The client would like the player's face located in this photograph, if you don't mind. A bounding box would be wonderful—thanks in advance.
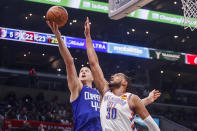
[79,67,93,82]
[109,73,126,89]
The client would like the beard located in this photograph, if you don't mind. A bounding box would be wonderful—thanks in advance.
[108,82,121,90]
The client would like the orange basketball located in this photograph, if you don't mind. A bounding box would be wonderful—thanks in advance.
[46,6,68,27]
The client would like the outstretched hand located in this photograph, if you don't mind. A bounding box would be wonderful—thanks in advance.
[84,17,91,37]
[148,89,161,103]
[46,21,61,37]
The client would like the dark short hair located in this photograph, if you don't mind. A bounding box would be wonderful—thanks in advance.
[123,74,131,89]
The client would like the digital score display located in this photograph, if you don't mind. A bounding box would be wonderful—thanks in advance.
[0,27,65,47]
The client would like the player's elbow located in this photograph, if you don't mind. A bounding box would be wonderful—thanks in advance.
[89,59,98,66]
[65,58,74,65]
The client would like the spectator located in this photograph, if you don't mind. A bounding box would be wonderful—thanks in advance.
[58,105,66,118]
[16,107,27,120]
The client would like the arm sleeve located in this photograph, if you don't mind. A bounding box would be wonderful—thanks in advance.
[144,115,160,131]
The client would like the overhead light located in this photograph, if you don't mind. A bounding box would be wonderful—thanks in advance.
[81,64,84,67]
[145,31,149,34]
[174,35,179,39]
[174,1,177,5]
[24,54,27,57]
[89,22,91,25]
[178,73,181,77]
[25,17,28,20]
[28,51,31,55]
[42,53,45,56]
[69,22,72,25]
[127,32,130,35]
[73,19,77,23]
[186,36,190,39]
[43,16,46,18]
[57,68,61,72]
[87,62,89,64]
[161,70,164,74]
[29,13,32,16]
[132,29,135,32]
[74,58,78,60]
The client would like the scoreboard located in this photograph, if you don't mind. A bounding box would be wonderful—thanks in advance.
[0,27,65,46]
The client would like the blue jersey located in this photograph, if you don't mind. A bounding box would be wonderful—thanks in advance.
[71,86,102,131]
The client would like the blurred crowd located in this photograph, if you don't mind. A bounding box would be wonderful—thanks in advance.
[0,89,196,131]
[0,92,73,130]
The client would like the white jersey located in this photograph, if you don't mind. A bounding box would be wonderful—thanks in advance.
[100,91,136,131]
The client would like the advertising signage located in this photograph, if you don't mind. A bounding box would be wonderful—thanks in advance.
[0,27,150,58]
[108,42,149,58]
[186,54,197,65]
[25,0,197,27]
[65,37,108,52]
[149,49,185,63]
[5,26,197,66]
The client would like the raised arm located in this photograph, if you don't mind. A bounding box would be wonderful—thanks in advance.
[84,17,109,96]
[141,89,161,106]
[130,95,160,131]
[47,21,82,102]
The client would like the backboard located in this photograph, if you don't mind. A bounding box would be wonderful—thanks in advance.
[109,0,153,20]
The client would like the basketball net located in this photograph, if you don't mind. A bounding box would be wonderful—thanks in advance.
[181,0,197,31]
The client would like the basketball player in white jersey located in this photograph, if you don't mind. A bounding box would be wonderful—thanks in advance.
[85,17,160,131]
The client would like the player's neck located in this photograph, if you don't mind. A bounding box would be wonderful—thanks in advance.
[83,81,92,88]
[112,87,126,96]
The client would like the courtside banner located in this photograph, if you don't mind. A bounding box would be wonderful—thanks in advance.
[3,119,72,131]
[108,42,149,58]
[186,54,197,65]
[25,0,197,27]
[66,36,108,52]
[149,49,185,63]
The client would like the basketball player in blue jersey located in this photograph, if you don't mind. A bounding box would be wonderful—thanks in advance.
[46,20,160,131]
[85,17,160,131]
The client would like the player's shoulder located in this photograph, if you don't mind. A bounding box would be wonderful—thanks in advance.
[128,94,141,109]
[129,94,141,103]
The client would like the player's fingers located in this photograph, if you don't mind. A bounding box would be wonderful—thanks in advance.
[154,93,161,97]
[154,94,160,98]
[49,21,55,31]
[87,17,90,26]
[155,90,160,93]
[153,90,160,94]
[52,22,56,29]
[46,21,52,29]
[155,92,161,95]
[154,97,159,100]
[87,17,89,22]
[154,95,161,99]
[151,89,155,93]
[54,23,58,31]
